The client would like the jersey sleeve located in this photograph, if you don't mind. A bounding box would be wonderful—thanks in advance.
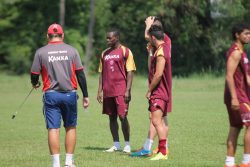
[98,52,104,73]
[74,49,84,70]
[31,50,41,74]
[125,49,136,72]
[98,59,102,73]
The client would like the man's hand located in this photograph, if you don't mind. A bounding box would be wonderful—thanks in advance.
[124,90,131,104]
[145,90,151,100]
[145,16,155,30]
[231,98,240,111]
[97,91,103,104]
[32,81,41,89]
[83,97,90,109]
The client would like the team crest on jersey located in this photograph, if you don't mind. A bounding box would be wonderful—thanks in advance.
[244,57,249,64]
[110,60,114,65]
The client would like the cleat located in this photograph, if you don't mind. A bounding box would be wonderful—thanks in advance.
[103,146,119,152]
[150,152,168,160]
[64,163,76,167]
[123,145,131,153]
[151,148,169,156]
[152,148,159,154]
[130,149,152,157]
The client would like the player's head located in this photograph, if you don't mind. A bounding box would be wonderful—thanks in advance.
[148,25,164,46]
[232,23,250,44]
[106,27,120,47]
[47,23,64,41]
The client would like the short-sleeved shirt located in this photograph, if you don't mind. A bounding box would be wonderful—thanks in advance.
[224,43,249,104]
[31,41,83,92]
[149,42,172,109]
[98,45,136,98]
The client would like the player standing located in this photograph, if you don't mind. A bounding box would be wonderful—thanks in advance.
[97,28,136,153]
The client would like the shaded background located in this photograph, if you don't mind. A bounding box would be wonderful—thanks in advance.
[0,0,250,76]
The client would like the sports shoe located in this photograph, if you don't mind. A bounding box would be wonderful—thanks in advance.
[123,145,131,153]
[103,146,119,152]
[64,164,76,167]
[152,147,159,154]
[224,165,238,167]
[239,163,250,167]
[150,152,168,160]
[130,148,152,157]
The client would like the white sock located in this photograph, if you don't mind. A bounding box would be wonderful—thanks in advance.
[143,138,153,151]
[51,154,60,167]
[225,156,235,166]
[242,154,250,164]
[125,141,130,147]
[114,141,120,149]
[65,153,73,166]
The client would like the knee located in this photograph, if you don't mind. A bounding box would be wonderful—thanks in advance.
[119,116,127,122]
[151,118,161,127]
[109,115,117,122]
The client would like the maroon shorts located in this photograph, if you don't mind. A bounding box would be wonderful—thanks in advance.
[226,102,250,127]
[148,98,168,117]
[103,96,129,117]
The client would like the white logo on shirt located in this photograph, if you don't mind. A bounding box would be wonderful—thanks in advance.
[244,57,249,64]
[48,55,69,62]
[104,55,120,61]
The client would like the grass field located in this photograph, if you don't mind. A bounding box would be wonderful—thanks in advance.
[0,73,246,167]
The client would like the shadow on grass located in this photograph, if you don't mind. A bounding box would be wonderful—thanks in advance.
[81,146,107,151]
[220,142,244,147]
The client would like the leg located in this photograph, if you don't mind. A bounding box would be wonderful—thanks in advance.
[109,114,119,142]
[151,110,166,141]
[148,112,157,140]
[65,127,76,154]
[244,126,250,153]
[64,127,76,166]
[150,109,168,160]
[227,126,241,156]
[119,116,130,141]
[48,128,60,154]
[119,116,131,153]
[48,128,60,167]
[240,126,250,165]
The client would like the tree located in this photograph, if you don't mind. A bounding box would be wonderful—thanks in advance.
[84,0,95,74]
[59,0,65,27]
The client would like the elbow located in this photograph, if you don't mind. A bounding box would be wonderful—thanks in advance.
[155,73,163,80]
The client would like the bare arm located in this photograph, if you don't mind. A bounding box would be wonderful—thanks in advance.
[125,71,134,103]
[97,73,103,103]
[147,43,153,71]
[146,56,166,99]
[226,50,241,110]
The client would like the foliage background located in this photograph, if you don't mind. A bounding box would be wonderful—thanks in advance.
[0,0,250,75]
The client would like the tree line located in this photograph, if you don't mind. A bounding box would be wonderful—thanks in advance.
[0,0,250,76]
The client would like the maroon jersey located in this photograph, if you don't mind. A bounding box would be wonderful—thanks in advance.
[149,42,172,112]
[224,43,249,104]
[99,45,136,98]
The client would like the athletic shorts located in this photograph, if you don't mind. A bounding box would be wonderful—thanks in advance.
[43,91,77,129]
[226,102,250,128]
[103,96,129,117]
[148,98,168,117]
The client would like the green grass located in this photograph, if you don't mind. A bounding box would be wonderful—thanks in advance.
[0,73,245,166]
